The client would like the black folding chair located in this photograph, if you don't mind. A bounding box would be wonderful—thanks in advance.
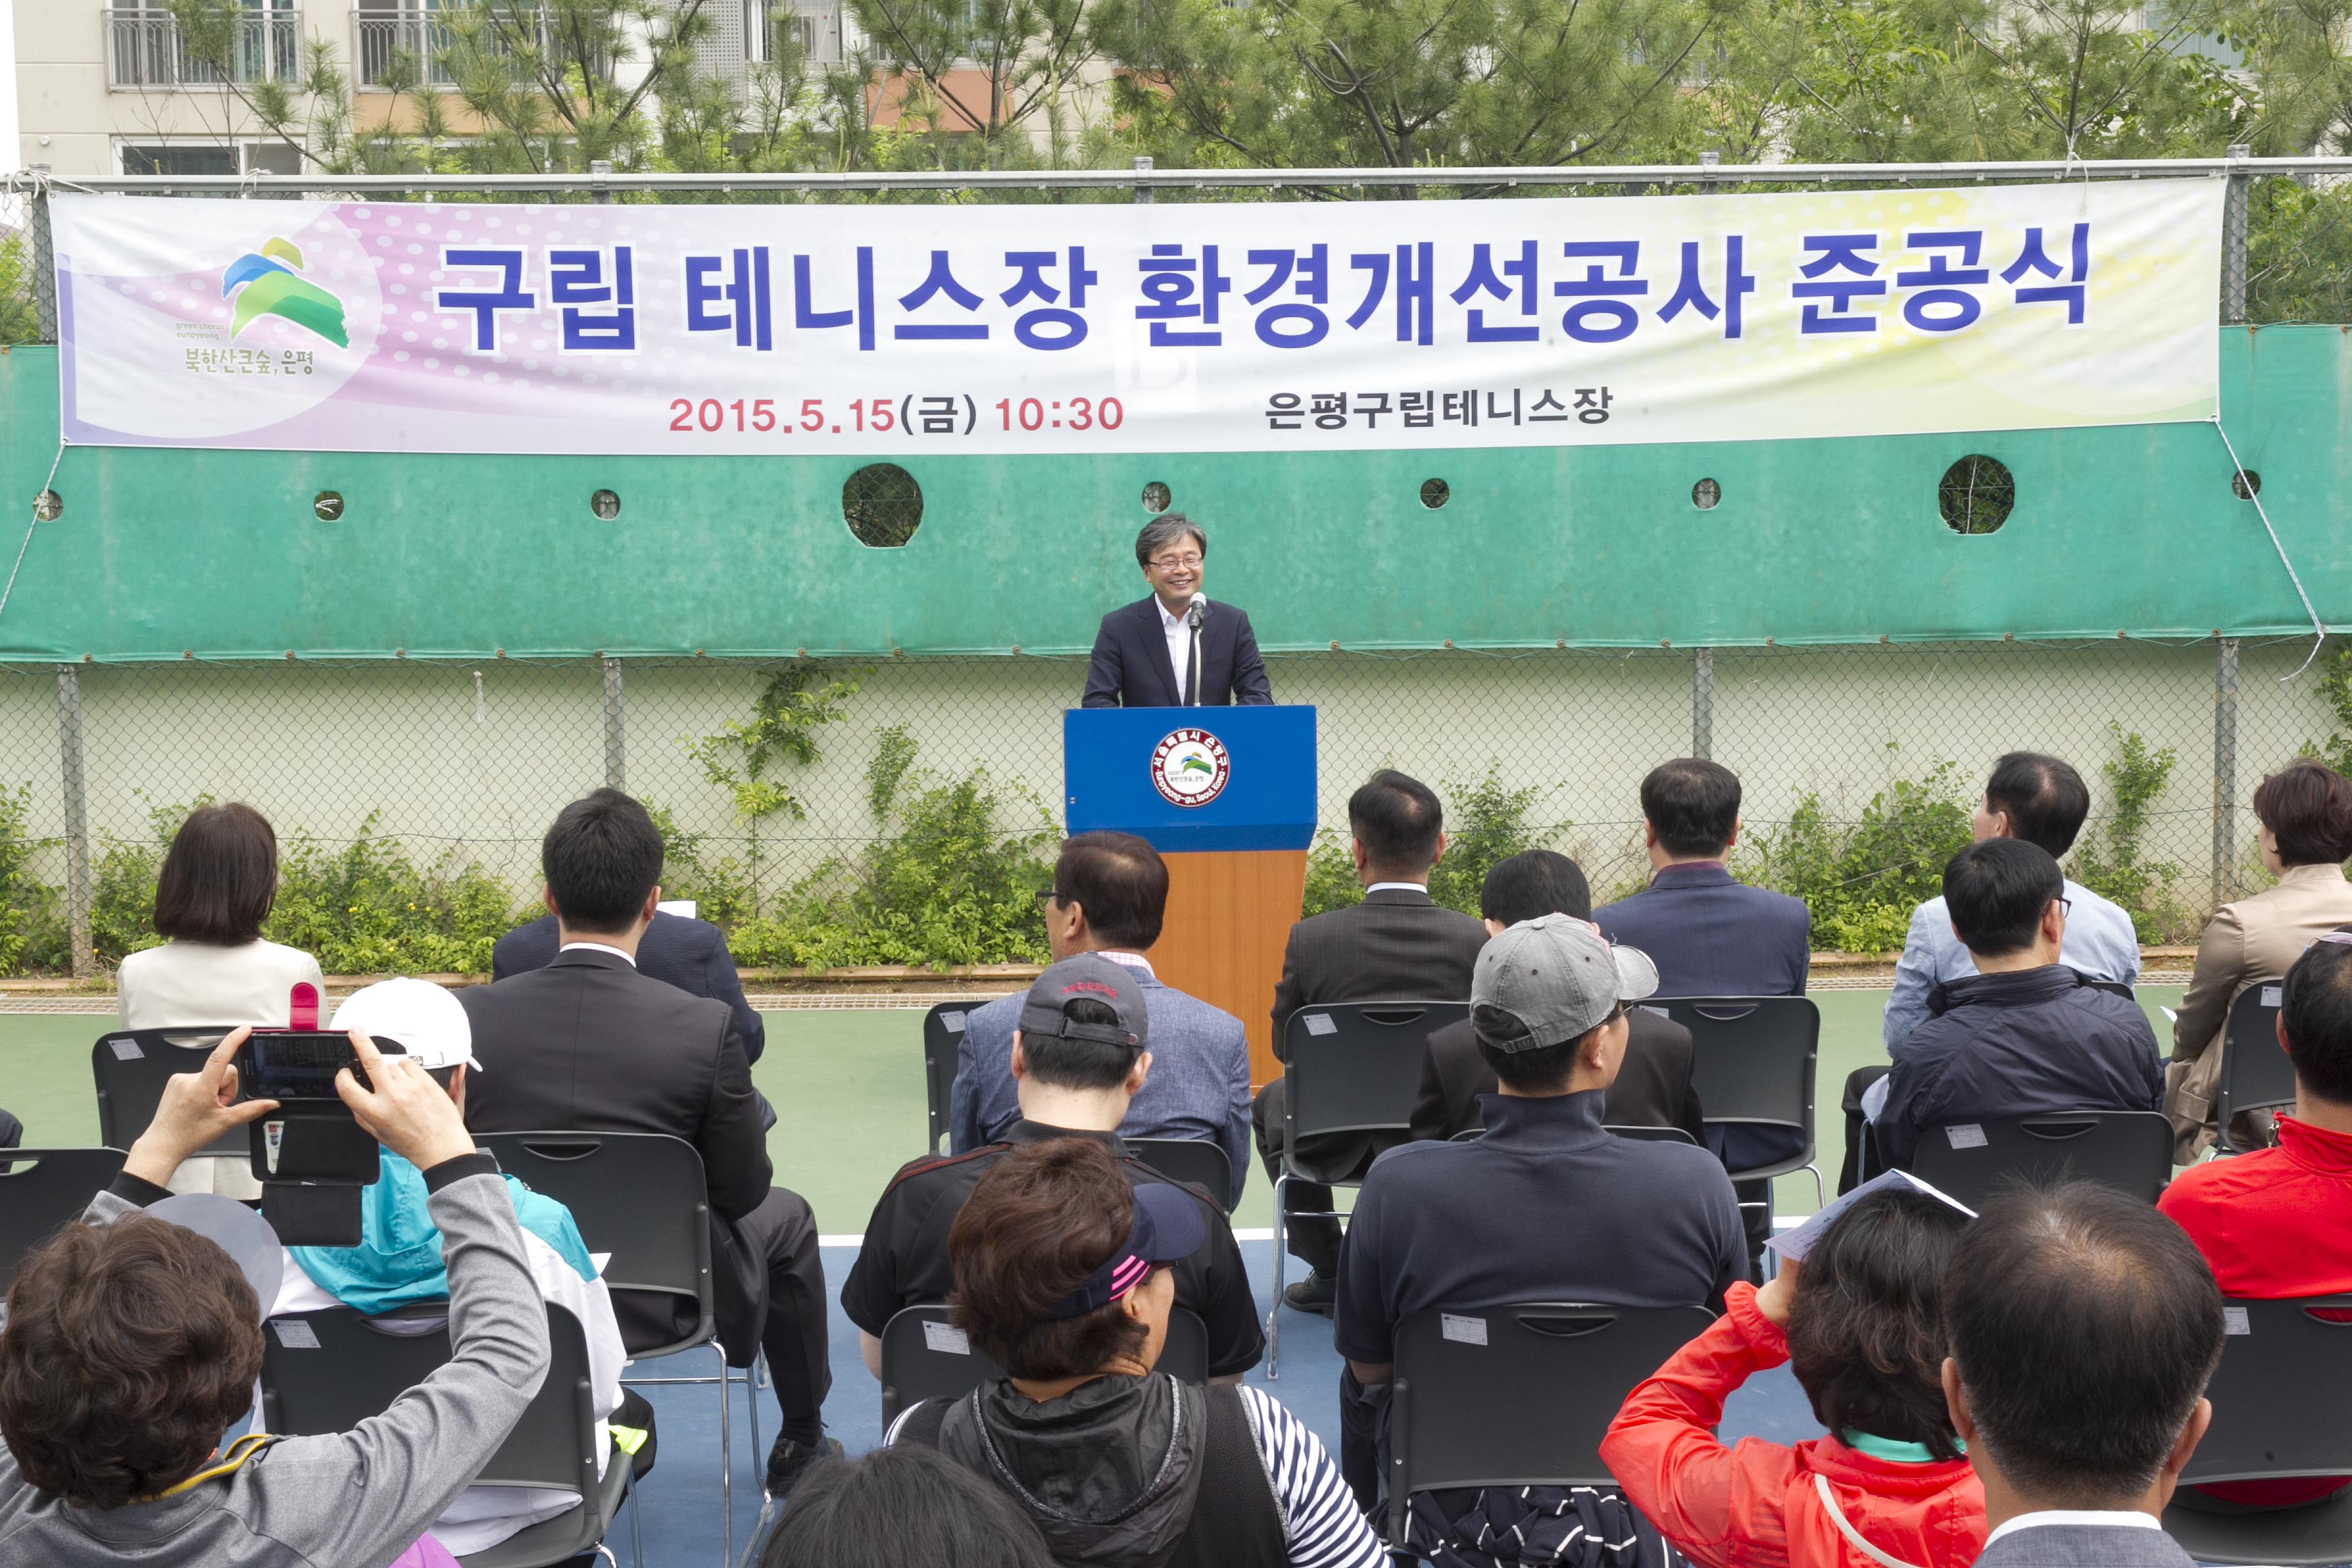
[261,1301,635,1568]
[2164,1294,2352,1565]
[0,1147,128,1287]
[1271,1000,1468,1376]
[921,1003,972,1156]
[1388,1302,1716,1548]
[1127,1138,1237,1213]
[92,1026,242,1161]
[1656,997,1824,1219]
[1910,1111,2174,1209]
[878,1302,1213,1424]
[2216,981,2293,1154]
[2084,978,2138,1000]
[472,1131,749,1567]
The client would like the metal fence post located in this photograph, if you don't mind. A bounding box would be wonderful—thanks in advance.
[28,163,58,343]
[2212,637,2239,910]
[1133,155,1153,204]
[57,663,92,979]
[2223,143,2250,325]
[590,158,612,205]
[1692,648,1714,760]
[603,657,626,791]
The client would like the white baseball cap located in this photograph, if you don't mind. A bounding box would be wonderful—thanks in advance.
[329,977,480,1072]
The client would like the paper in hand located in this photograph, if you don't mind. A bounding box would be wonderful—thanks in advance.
[1765,1170,1977,1264]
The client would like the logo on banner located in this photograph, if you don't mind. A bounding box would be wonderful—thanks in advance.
[1150,729,1231,808]
[222,236,350,347]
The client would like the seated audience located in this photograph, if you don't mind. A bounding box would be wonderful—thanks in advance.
[1412,849,1703,1144]
[1943,1182,2224,1568]
[1882,752,2141,1050]
[1255,769,1488,1315]
[845,954,1262,1380]
[0,1029,550,1564]
[1602,1187,1983,1568]
[264,981,647,1555]
[1338,916,1745,1564]
[115,801,324,1198]
[1872,838,2162,1173]
[493,795,767,1066]
[2160,925,2352,1508]
[951,832,1252,1208]
[756,1444,1056,1568]
[2169,758,2352,1158]
[888,1136,1384,1568]
[1596,758,1810,1255]
[461,790,835,1496]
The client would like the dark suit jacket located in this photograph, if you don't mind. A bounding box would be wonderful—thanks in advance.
[1973,1524,2195,1568]
[1410,1010,1706,1144]
[1080,596,1273,708]
[458,947,771,1223]
[1271,887,1488,1175]
[1594,862,1812,999]
[493,910,765,1065]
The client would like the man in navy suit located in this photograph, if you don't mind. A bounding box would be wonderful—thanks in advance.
[1081,514,1273,708]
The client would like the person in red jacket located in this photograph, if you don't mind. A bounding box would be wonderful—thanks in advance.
[1601,1188,1985,1568]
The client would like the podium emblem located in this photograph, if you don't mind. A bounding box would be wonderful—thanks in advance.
[1150,728,1232,808]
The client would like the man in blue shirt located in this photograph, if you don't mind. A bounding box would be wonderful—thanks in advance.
[950,831,1252,1208]
[1335,915,1745,1537]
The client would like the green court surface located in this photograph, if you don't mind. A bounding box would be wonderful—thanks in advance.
[3,985,2184,1233]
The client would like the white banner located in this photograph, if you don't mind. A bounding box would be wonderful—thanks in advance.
[52,181,2221,455]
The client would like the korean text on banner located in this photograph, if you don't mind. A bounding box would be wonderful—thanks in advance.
[51,181,2221,457]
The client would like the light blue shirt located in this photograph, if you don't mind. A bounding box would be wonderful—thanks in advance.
[1881,878,2142,1051]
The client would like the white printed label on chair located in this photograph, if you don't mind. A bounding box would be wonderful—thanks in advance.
[108,1038,142,1060]
[1638,1005,1670,1019]
[273,1320,320,1350]
[1303,1013,1338,1036]
[923,1321,972,1355]
[1441,1313,1488,1346]
[1944,1124,1988,1150]
[2262,986,2283,1008]
[2224,1306,2251,1335]
[942,1011,968,1033]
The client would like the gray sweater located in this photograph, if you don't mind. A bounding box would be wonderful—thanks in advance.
[0,1161,550,1568]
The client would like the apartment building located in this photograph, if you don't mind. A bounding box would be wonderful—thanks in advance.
[13,0,848,177]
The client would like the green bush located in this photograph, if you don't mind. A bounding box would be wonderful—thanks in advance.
[0,785,68,974]
[2070,725,2185,943]
[726,731,1055,970]
[92,798,525,974]
[1744,756,1977,954]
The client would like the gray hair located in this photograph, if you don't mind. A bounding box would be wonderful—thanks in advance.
[1134,514,1207,569]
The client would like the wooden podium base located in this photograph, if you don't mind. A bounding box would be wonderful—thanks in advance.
[1146,849,1306,1090]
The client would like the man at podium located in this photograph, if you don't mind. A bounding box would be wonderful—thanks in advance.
[1081,516,1273,708]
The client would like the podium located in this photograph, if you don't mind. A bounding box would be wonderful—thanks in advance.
[1065,706,1316,1088]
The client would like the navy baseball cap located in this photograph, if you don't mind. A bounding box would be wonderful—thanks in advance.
[1043,1182,1206,1321]
[1018,953,1149,1053]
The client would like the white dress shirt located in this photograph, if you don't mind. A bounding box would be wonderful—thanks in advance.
[1983,1510,2164,1546]
[558,939,637,965]
[1156,592,1205,702]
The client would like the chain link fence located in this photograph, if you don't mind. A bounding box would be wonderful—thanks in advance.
[0,635,2337,979]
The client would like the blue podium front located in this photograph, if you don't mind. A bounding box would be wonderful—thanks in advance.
[1063,705,1318,1086]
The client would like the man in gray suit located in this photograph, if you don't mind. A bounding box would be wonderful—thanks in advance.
[1253,770,1488,1314]
[1945,1183,2224,1568]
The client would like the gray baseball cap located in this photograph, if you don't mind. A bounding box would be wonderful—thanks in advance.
[1018,953,1149,1052]
[1470,914,1660,1052]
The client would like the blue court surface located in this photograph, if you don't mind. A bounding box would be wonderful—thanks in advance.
[614,1238,1821,1565]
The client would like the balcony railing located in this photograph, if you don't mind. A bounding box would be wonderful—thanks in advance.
[352,8,551,90]
[108,6,304,90]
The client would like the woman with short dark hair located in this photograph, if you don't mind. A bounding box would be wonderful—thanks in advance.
[2169,757,2352,1157]
[115,803,322,1194]
[1601,1188,1985,1568]
[887,1138,1382,1568]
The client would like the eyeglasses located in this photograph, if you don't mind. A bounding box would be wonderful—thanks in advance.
[1036,889,1067,906]
[2055,897,2073,918]
[1148,553,1204,571]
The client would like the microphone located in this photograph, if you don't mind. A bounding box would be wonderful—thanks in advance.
[1184,600,1204,705]
[1186,601,1204,630]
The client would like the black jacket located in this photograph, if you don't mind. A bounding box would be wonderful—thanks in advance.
[492,911,765,1065]
[1875,965,2164,1172]
[1081,596,1273,708]
[1410,1010,1706,1145]
[842,1121,1264,1379]
[458,947,771,1221]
